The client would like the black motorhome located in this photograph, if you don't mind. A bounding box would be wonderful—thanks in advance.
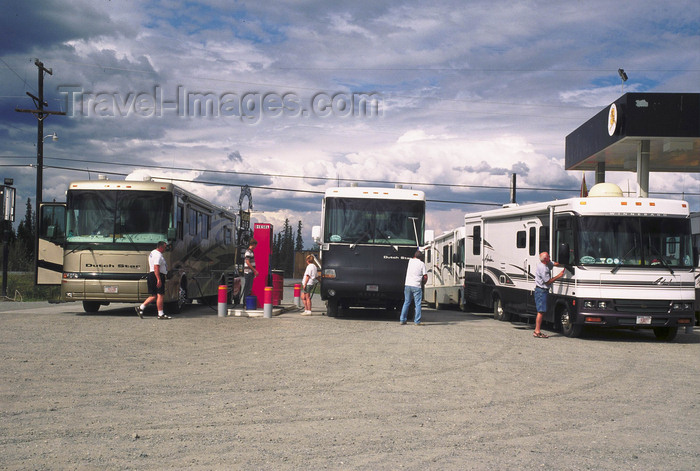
[313,187,425,317]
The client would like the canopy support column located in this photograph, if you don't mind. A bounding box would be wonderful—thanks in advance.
[636,140,650,198]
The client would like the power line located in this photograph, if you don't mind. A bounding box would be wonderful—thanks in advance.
[3,159,698,197]
[0,57,36,95]
[28,155,589,194]
[40,164,505,206]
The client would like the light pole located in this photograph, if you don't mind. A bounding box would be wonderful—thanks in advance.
[618,68,628,94]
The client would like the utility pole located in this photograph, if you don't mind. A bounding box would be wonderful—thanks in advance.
[15,59,66,284]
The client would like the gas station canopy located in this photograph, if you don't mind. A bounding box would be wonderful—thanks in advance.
[565,93,700,173]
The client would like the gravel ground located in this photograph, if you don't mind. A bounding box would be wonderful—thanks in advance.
[1,294,699,470]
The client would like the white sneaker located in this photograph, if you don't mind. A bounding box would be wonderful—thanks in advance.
[301,310,312,316]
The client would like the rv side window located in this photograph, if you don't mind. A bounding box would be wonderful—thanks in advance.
[443,244,451,265]
[456,238,465,266]
[200,213,210,239]
[555,217,575,264]
[539,226,549,254]
[177,204,184,240]
[516,230,526,249]
[426,248,431,264]
[224,227,232,245]
[40,204,66,241]
[472,226,481,255]
[188,207,197,236]
[529,227,537,256]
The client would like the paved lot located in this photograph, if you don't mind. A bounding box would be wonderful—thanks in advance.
[1,294,699,470]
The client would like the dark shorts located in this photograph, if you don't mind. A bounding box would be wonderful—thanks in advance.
[534,287,548,313]
[147,272,165,296]
[303,283,315,294]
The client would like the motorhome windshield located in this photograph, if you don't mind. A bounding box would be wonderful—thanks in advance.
[324,197,425,246]
[577,216,693,268]
[66,190,172,245]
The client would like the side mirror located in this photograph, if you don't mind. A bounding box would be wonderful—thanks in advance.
[46,225,56,239]
[167,226,177,241]
[311,225,321,244]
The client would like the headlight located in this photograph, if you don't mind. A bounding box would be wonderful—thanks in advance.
[672,302,693,311]
[597,301,608,309]
[584,301,595,309]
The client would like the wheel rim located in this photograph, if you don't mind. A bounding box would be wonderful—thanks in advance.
[177,286,186,309]
[495,299,503,318]
[560,309,572,330]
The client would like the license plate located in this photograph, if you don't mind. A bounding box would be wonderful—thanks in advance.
[636,316,652,325]
[104,286,118,294]
[366,285,379,292]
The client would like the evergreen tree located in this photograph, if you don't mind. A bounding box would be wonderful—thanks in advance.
[270,219,300,276]
[13,198,34,271]
[281,219,293,276]
[295,220,303,252]
[272,233,281,269]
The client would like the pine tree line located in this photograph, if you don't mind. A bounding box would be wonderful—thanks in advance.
[270,219,304,277]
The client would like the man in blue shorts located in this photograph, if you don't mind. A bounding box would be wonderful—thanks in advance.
[533,251,564,338]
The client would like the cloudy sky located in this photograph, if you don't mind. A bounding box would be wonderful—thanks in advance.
[2,0,699,244]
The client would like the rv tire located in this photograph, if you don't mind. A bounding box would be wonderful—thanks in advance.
[558,305,582,338]
[82,301,101,313]
[493,296,504,321]
[653,326,678,342]
[327,298,339,317]
[493,296,511,322]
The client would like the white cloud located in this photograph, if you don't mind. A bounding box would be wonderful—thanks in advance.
[1,0,699,234]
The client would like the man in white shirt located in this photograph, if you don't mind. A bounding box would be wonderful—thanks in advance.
[400,250,428,325]
[301,255,318,315]
[135,241,170,319]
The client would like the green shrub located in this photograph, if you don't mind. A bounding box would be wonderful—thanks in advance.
[1,272,61,302]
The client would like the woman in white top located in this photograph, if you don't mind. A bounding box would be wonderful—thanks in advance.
[301,255,318,315]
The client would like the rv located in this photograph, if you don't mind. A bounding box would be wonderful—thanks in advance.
[424,226,466,310]
[463,183,695,340]
[39,178,240,313]
[313,187,425,317]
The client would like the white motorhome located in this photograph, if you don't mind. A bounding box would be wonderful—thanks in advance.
[424,226,466,310]
[463,183,695,340]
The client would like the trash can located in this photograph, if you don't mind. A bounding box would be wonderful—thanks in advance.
[245,295,257,310]
[271,270,284,306]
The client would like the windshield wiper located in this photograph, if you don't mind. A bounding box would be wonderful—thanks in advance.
[349,231,370,250]
[66,242,95,255]
[648,245,674,275]
[611,245,638,274]
[375,227,399,252]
